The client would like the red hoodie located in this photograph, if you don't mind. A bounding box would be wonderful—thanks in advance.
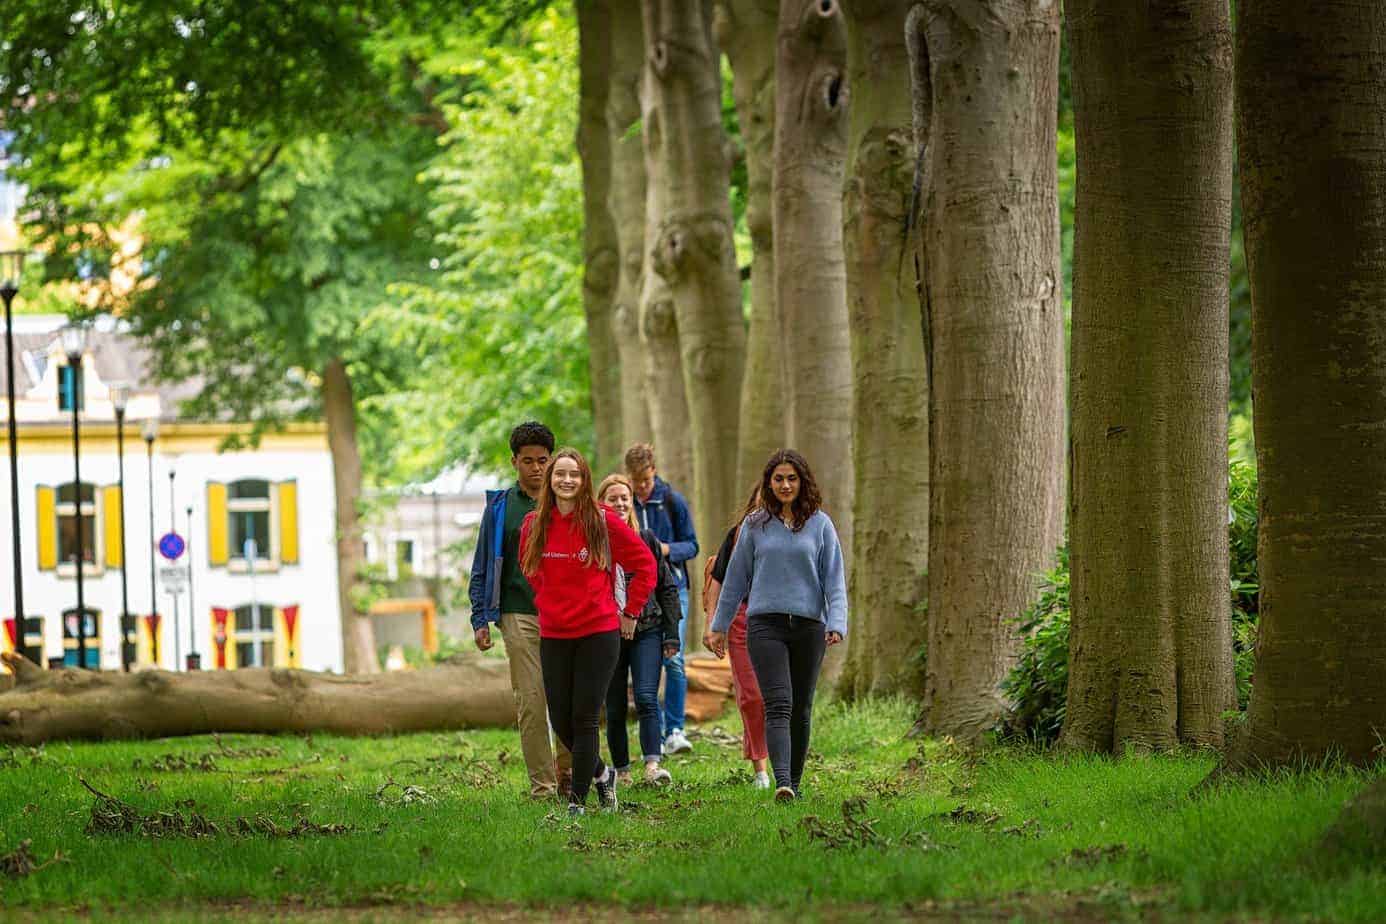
[520,506,656,639]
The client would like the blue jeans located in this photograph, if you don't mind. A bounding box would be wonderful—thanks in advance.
[661,587,689,737]
[605,626,664,769]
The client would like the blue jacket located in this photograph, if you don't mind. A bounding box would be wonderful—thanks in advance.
[633,476,698,588]
[468,489,511,631]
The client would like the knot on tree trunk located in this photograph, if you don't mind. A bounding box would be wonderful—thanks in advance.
[653,216,733,282]
[583,245,620,297]
[642,295,677,339]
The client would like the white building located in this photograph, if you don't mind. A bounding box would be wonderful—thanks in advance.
[0,315,344,672]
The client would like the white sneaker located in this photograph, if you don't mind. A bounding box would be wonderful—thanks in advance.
[753,771,771,790]
[645,765,672,786]
[664,730,693,754]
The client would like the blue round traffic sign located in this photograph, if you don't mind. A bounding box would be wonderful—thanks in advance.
[158,532,186,561]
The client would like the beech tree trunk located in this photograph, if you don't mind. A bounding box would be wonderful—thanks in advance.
[1231,0,1386,767]
[0,652,515,744]
[642,0,748,649]
[715,0,784,491]
[1061,0,1235,754]
[637,31,695,502]
[608,0,654,447]
[576,0,623,470]
[773,0,854,546]
[323,357,379,675]
[839,0,929,699]
[911,0,1065,742]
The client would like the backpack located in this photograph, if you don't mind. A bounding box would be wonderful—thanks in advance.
[701,522,743,617]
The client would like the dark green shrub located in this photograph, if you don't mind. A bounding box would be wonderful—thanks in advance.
[998,547,1070,744]
[999,442,1260,743]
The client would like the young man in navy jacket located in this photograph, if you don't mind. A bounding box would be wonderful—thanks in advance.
[470,421,571,797]
[625,442,699,754]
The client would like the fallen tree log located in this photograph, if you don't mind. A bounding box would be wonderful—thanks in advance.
[0,652,517,745]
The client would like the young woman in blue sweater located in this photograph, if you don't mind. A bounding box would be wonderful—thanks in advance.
[706,449,848,801]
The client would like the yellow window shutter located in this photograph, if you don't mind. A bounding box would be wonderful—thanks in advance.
[274,605,302,668]
[206,482,228,566]
[278,481,299,565]
[36,486,57,570]
[103,485,123,568]
[273,607,287,668]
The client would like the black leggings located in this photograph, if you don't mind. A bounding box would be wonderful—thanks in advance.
[540,629,622,804]
[746,614,827,792]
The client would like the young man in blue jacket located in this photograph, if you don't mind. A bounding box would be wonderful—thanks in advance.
[625,442,699,754]
[470,421,571,798]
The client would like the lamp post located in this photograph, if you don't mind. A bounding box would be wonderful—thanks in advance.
[111,384,131,670]
[168,466,180,669]
[184,503,199,670]
[1,249,27,661]
[141,418,159,667]
[60,322,89,668]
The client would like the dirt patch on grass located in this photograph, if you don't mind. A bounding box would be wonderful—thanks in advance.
[0,889,1182,923]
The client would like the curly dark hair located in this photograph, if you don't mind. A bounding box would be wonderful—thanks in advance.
[509,421,555,457]
[756,449,822,532]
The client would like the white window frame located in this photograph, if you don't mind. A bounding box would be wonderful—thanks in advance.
[233,603,276,668]
[56,481,103,578]
[227,479,279,574]
[389,533,419,580]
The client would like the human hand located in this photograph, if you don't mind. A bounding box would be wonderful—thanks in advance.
[620,614,638,640]
[661,542,671,557]
[705,631,727,659]
[474,626,493,651]
[662,641,680,659]
[826,631,843,647]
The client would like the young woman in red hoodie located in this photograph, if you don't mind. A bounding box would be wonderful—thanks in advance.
[520,448,656,815]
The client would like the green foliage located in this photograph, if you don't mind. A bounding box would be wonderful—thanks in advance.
[1,701,1383,920]
[1002,439,1262,741]
[365,10,593,475]
[999,547,1071,745]
[1229,421,1260,708]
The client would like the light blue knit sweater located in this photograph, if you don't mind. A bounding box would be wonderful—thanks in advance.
[709,509,849,637]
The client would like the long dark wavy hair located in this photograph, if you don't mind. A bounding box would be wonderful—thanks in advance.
[521,448,611,575]
[729,481,762,531]
[756,449,822,532]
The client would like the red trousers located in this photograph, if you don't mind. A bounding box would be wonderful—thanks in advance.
[727,607,768,761]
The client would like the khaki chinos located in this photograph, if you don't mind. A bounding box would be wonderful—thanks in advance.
[499,611,571,796]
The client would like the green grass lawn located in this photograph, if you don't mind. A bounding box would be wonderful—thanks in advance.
[0,697,1382,922]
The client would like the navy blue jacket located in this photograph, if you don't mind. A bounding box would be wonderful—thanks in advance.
[633,476,698,588]
[468,488,510,631]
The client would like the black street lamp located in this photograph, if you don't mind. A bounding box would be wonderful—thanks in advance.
[111,384,131,670]
[184,503,199,671]
[141,418,159,667]
[168,466,180,669]
[1,249,28,661]
[60,322,89,668]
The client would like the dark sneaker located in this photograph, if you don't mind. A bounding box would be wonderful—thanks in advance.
[774,785,796,803]
[594,768,618,812]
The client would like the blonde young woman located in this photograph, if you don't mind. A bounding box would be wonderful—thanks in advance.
[520,449,656,815]
[597,474,682,786]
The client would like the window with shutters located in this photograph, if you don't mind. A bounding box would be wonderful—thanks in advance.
[234,603,276,668]
[210,479,298,572]
[57,364,85,412]
[228,479,273,566]
[56,482,101,574]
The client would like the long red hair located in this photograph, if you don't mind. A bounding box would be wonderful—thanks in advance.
[521,448,611,575]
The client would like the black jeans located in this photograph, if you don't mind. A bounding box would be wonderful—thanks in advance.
[540,629,622,804]
[746,614,827,792]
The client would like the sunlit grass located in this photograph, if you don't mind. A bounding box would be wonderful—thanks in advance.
[0,696,1381,921]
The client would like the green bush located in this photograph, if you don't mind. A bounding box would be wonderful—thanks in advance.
[1000,442,1260,744]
